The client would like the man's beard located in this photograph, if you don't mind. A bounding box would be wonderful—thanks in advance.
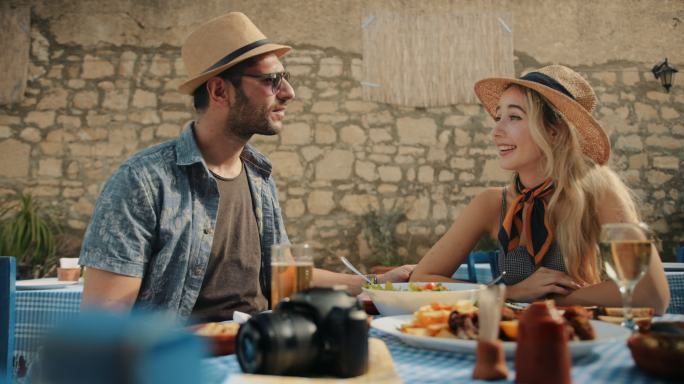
[225,87,281,140]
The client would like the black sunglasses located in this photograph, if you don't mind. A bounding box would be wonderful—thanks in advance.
[238,71,291,94]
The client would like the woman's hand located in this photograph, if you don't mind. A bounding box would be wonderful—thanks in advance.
[507,267,583,302]
[378,264,416,283]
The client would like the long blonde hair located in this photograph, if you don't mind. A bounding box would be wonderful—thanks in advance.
[515,85,639,285]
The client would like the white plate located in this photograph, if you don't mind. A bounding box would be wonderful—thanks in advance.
[371,315,630,358]
[362,282,482,316]
[16,277,81,290]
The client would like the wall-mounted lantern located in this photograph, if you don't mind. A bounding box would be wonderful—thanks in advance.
[652,58,678,92]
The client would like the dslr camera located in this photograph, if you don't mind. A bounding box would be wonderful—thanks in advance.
[236,287,369,377]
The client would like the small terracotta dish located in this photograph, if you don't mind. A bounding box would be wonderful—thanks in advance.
[192,321,240,356]
[627,321,684,379]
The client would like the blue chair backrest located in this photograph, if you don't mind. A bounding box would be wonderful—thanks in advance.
[676,246,684,263]
[466,251,499,283]
[1,256,16,384]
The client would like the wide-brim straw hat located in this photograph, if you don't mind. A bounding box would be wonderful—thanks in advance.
[179,12,291,95]
[474,65,610,165]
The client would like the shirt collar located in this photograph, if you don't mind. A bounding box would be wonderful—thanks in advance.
[175,121,272,178]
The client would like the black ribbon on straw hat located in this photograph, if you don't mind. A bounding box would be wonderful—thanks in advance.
[519,72,574,100]
[203,39,271,73]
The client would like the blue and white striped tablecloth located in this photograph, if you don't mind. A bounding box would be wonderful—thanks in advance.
[14,283,82,376]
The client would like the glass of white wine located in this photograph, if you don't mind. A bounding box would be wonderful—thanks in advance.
[599,222,654,330]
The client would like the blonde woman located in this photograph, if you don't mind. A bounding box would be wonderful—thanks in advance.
[411,65,670,314]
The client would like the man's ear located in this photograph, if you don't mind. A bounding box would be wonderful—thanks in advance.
[206,77,234,108]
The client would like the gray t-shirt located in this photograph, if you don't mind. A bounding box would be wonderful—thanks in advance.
[191,165,267,321]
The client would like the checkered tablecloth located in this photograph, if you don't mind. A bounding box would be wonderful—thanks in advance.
[202,315,683,384]
[13,283,83,377]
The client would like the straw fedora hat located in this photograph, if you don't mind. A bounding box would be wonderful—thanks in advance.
[474,65,610,165]
[179,12,291,95]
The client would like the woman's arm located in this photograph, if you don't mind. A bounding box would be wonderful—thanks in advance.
[410,188,502,282]
[554,189,670,314]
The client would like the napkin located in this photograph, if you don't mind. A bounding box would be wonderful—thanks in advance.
[225,338,400,384]
[233,311,252,324]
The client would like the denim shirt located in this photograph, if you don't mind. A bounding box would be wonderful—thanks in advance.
[79,123,289,319]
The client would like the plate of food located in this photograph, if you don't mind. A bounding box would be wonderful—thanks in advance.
[362,282,482,316]
[371,302,630,358]
[191,321,241,356]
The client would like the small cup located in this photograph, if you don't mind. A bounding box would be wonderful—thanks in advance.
[270,243,314,308]
[57,267,81,281]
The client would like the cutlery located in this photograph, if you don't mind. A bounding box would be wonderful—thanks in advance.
[486,270,506,286]
[339,256,373,284]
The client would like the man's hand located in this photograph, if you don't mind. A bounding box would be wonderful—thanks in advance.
[506,267,582,302]
[378,264,416,283]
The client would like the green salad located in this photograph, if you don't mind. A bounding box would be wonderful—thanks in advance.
[363,282,449,291]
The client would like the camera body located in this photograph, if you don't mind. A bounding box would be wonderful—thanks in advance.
[236,287,369,377]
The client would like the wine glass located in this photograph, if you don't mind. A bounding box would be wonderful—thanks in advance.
[599,222,654,330]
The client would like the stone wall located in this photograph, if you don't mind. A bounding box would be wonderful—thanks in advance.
[1,0,683,270]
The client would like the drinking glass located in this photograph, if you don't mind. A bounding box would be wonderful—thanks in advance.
[270,243,314,308]
[599,222,654,330]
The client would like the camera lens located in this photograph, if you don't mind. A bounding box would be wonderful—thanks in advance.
[237,311,318,375]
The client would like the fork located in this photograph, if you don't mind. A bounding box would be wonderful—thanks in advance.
[486,270,507,286]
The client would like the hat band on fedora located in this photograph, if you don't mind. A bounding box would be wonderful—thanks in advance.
[519,72,575,100]
[203,38,272,74]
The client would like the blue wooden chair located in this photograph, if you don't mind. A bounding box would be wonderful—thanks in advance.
[466,250,499,283]
[676,246,684,263]
[1,256,17,383]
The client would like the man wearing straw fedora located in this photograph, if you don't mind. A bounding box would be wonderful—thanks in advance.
[79,12,413,320]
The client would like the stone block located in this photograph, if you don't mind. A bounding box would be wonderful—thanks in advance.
[37,88,69,109]
[149,56,172,77]
[396,117,436,145]
[270,151,304,178]
[130,110,161,125]
[438,170,455,181]
[315,150,353,180]
[315,123,336,144]
[285,198,305,218]
[615,135,643,150]
[444,115,471,127]
[628,153,647,169]
[318,57,343,77]
[406,196,430,220]
[661,106,680,120]
[156,123,180,138]
[73,91,99,110]
[38,158,63,177]
[344,101,377,113]
[482,159,510,182]
[307,190,335,215]
[19,127,41,142]
[653,156,679,169]
[82,55,115,79]
[377,165,402,182]
[25,111,56,128]
[621,71,640,86]
[355,160,377,181]
[132,90,157,108]
[646,170,672,184]
[282,122,312,145]
[369,128,392,143]
[0,139,30,177]
[311,101,337,113]
[417,166,434,183]
[340,124,366,144]
[102,89,130,111]
[340,194,378,215]
[362,111,393,126]
[0,126,10,139]
[453,127,472,146]
[634,102,658,121]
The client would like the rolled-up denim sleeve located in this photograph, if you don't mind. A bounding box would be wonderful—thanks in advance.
[79,163,157,277]
[269,176,289,245]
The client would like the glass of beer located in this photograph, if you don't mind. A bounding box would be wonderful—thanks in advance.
[599,222,654,331]
[271,243,314,308]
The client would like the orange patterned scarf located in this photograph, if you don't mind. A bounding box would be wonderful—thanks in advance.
[498,176,555,264]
